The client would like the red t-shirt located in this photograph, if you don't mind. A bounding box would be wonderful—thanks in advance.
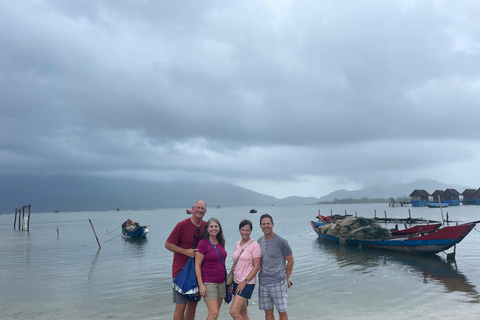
[166,218,207,278]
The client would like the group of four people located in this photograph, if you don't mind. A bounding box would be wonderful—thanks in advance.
[165,200,294,320]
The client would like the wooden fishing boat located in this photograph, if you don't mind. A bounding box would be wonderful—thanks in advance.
[310,220,476,254]
[316,214,441,237]
[427,202,449,208]
[390,223,441,236]
[121,219,149,239]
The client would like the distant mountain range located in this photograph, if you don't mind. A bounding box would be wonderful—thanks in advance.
[316,178,473,202]
[0,174,473,213]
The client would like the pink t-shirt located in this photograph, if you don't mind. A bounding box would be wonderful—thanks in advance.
[232,239,261,284]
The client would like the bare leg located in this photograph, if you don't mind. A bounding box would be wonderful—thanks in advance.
[230,295,248,320]
[264,308,275,320]
[279,311,288,320]
[184,301,198,320]
[205,298,222,320]
[240,301,249,320]
[174,303,186,320]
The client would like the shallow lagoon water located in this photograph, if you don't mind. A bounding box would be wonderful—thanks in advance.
[1,204,480,319]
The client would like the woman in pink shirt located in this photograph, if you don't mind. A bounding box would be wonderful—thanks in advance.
[229,220,261,320]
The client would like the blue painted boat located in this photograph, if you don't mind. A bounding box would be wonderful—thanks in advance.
[121,219,149,239]
[310,220,476,254]
[426,202,449,208]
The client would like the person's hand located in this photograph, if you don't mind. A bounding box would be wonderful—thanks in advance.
[199,284,208,297]
[235,281,246,295]
[287,280,293,289]
[185,248,197,258]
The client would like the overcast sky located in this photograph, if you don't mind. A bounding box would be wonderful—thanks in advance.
[1,1,479,199]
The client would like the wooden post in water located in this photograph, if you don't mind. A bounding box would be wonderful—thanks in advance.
[384,210,387,219]
[14,208,17,229]
[89,219,101,250]
[27,205,31,232]
[330,209,333,216]
[18,207,22,230]
[408,209,411,219]
[23,206,26,230]
[345,209,347,216]
[374,209,376,218]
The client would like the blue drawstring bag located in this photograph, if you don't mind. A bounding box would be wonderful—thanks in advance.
[173,257,200,301]
[172,227,201,301]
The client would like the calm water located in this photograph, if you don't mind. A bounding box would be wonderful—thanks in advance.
[1,204,480,320]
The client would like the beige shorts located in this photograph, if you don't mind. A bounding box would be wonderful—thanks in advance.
[204,282,226,301]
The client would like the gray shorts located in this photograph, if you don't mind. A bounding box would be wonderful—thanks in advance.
[203,282,226,301]
[172,279,200,304]
[258,280,288,313]
[173,286,189,305]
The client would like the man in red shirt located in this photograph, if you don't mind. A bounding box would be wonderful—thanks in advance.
[165,200,207,320]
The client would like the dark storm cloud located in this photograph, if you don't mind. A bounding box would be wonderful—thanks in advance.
[1,0,479,197]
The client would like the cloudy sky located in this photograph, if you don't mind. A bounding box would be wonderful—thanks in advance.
[1,1,479,199]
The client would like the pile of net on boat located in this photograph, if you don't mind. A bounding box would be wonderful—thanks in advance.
[319,217,392,240]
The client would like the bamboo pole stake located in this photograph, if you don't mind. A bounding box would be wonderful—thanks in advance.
[438,195,445,225]
[14,208,17,229]
[89,219,101,250]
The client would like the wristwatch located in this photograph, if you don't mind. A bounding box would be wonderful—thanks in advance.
[244,278,249,283]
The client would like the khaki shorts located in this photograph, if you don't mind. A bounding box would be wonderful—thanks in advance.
[204,282,226,301]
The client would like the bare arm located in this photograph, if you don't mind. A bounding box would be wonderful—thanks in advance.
[194,252,207,297]
[248,257,261,281]
[285,254,294,288]
[165,241,197,258]
[235,256,261,294]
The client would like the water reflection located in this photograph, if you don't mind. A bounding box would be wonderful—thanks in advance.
[88,250,101,282]
[122,237,148,259]
[383,253,479,301]
[315,238,480,301]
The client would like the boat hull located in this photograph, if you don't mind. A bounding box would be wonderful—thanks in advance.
[310,221,474,254]
[122,226,148,239]
[121,219,149,239]
[390,223,441,236]
[427,203,449,208]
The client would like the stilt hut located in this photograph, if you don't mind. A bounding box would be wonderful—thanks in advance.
[443,188,461,206]
[409,189,430,207]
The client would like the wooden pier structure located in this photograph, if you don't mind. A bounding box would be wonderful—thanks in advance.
[13,204,31,232]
